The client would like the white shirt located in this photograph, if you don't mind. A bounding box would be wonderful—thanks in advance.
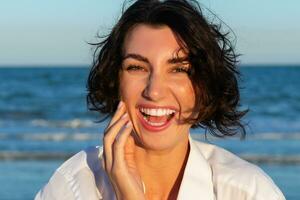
[35,137,286,200]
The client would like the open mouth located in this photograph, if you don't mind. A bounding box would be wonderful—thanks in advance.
[138,107,176,131]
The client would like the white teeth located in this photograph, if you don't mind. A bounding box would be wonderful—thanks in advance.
[140,108,176,116]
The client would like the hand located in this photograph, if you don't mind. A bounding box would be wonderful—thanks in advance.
[103,101,145,200]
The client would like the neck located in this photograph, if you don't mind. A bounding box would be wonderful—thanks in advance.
[135,137,190,199]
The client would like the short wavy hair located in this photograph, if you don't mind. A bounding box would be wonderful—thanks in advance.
[87,0,248,138]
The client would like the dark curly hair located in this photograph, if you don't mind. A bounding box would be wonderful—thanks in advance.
[87,0,248,138]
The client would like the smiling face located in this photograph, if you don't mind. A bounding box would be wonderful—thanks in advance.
[119,24,196,151]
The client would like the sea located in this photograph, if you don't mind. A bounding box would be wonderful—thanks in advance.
[0,65,299,200]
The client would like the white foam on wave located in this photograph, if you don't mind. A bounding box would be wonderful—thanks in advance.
[0,132,102,141]
[240,153,300,164]
[24,132,101,141]
[250,132,300,140]
[31,119,95,128]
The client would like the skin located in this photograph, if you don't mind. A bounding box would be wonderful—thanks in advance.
[103,24,196,200]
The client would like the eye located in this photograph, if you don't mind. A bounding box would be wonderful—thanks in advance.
[172,66,191,74]
[125,65,146,72]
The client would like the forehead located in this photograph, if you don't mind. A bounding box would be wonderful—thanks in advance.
[123,24,187,57]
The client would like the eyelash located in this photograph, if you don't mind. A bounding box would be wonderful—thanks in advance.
[125,65,145,71]
[124,65,191,75]
[172,66,191,74]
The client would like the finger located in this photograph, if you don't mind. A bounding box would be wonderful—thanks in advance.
[103,113,129,173]
[106,101,126,130]
[124,134,136,169]
[112,121,133,171]
[104,113,129,172]
[103,101,126,171]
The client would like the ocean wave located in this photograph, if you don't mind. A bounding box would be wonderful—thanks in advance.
[0,110,45,119]
[0,132,101,141]
[240,154,300,165]
[1,132,300,142]
[23,132,100,141]
[249,132,300,140]
[1,151,299,164]
[31,119,96,128]
[190,132,300,140]
[0,151,73,160]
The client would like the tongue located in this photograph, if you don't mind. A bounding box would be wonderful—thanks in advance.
[148,115,169,123]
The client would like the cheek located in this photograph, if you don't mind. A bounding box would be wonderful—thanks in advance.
[119,76,143,103]
[119,83,131,102]
[174,82,196,109]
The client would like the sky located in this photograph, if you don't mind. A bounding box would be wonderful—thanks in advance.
[0,0,300,66]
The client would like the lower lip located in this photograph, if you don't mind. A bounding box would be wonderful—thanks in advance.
[137,110,174,132]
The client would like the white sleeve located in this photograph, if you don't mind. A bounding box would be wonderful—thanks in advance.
[34,170,75,200]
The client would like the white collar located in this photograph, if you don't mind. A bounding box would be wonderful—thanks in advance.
[97,136,215,199]
[177,136,215,200]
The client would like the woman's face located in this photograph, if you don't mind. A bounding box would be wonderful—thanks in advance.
[120,24,196,151]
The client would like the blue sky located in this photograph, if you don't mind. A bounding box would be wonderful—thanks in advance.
[1,0,299,66]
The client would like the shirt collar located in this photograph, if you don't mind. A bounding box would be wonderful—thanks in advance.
[177,136,215,200]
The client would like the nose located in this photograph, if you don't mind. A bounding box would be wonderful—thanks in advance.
[142,72,167,101]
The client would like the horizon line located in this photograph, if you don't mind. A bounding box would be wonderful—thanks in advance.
[1,63,300,68]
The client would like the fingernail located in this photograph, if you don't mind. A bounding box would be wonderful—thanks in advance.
[117,101,123,109]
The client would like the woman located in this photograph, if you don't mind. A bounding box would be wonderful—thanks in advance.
[35,0,285,199]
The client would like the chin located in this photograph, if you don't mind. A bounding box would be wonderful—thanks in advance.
[132,126,188,151]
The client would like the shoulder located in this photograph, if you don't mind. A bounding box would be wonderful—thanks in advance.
[35,146,105,200]
[192,140,285,200]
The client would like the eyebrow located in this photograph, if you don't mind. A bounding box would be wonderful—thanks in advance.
[123,53,189,64]
[123,54,149,63]
[167,56,189,64]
